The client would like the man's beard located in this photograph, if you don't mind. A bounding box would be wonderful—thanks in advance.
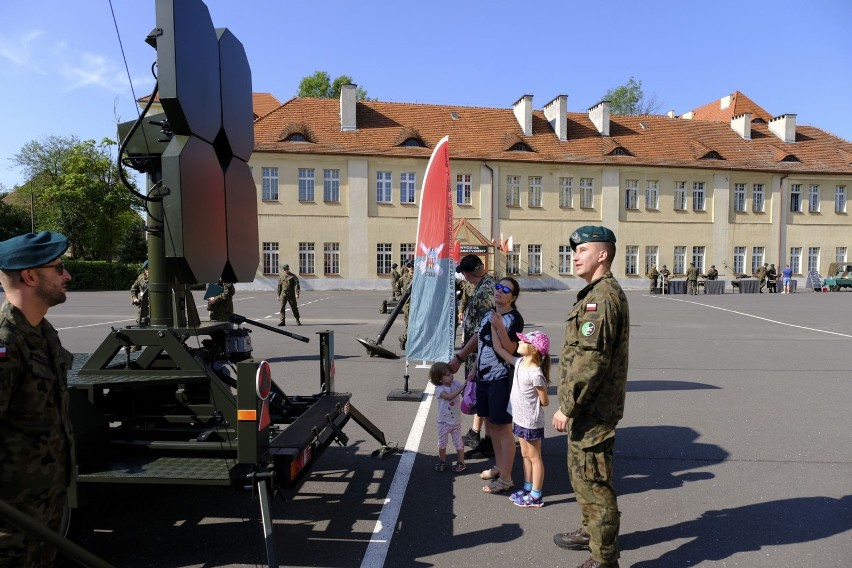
[35,280,66,307]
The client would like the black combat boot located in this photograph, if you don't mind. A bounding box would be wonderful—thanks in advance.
[554,528,590,550]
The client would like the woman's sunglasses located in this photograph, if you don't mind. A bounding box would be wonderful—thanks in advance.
[494,283,513,294]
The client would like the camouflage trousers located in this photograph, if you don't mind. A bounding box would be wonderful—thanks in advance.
[0,488,66,567]
[279,296,300,323]
[568,431,620,564]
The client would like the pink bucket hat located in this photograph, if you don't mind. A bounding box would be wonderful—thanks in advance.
[516,330,549,356]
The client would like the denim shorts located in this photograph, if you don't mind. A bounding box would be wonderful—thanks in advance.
[476,377,512,425]
[513,423,545,441]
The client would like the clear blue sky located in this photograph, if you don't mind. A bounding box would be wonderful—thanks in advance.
[1,0,850,190]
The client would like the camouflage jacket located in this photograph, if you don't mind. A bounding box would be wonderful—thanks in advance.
[277,273,300,299]
[558,272,629,439]
[462,274,495,344]
[208,282,235,321]
[130,271,148,303]
[0,300,74,502]
[686,266,699,281]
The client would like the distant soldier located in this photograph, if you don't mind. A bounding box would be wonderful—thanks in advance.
[767,264,778,293]
[390,263,401,299]
[756,262,768,293]
[647,265,659,292]
[659,265,671,293]
[686,262,699,295]
[130,260,149,326]
[706,265,719,280]
[207,279,235,322]
[398,261,414,349]
[0,231,74,567]
[277,264,301,326]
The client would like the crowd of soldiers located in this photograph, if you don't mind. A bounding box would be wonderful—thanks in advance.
[647,261,780,294]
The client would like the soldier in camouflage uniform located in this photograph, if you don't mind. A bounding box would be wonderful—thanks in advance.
[207,279,235,322]
[130,260,149,325]
[397,261,414,349]
[448,254,495,456]
[277,264,301,326]
[0,231,75,567]
[686,262,700,295]
[756,262,768,292]
[646,265,659,292]
[552,226,629,568]
[390,263,401,300]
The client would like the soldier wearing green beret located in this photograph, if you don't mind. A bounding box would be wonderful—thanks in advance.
[552,226,629,568]
[0,231,75,566]
[207,279,235,322]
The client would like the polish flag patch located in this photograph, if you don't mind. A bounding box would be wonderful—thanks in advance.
[0,346,7,360]
[586,303,597,311]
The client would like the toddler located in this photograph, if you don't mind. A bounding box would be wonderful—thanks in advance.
[429,362,467,473]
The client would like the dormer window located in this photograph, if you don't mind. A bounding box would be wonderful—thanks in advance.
[701,150,724,160]
[781,154,801,163]
[609,147,632,157]
[285,133,307,142]
[508,142,533,152]
[400,137,426,148]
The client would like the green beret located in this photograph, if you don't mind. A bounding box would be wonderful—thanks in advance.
[0,231,69,270]
[569,225,616,251]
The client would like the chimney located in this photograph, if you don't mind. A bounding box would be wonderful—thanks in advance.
[340,83,357,132]
[588,101,610,136]
[768,114,797,143]
[731,112,752,140]
[720,94,732,110]
[682,111,694,120]
[544,95,568,141]
[667,110,676,118]
[513,94,533,136]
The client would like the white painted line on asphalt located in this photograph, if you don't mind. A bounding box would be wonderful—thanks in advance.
[651,295,852,339]
[263,296,334,319]
[360,380,435,568]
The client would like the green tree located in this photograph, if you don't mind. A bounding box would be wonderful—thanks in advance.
[604,77,663,115]
[0,193,31,240]
[11,136,142,261]
[297,70,371,100]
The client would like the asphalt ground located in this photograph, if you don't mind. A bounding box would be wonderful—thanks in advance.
[5,286,851,567]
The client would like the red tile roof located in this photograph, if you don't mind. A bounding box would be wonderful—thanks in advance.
[253,97,852,175]
[686,91,772,123]
[137,92,281,120]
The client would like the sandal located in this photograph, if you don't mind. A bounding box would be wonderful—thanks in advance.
[482,478,513,494]
[451,462,466,473]
[435,461,446,472]
[480,466,500,480]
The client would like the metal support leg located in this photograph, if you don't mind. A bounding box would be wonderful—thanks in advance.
[256,476,278,568]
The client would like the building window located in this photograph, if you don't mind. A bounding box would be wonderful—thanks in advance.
[506,175,520,207]
[262,242,279,274]
[674,181,687,210]
[753,184,765,213]
[645,180,659,210]
[644,246,658,275]
[558,245,573,274]
[506,245,520,275]
[692,246,705,273]
[323,169,340,203]
[580,178,594,208]
[376,243,392,274]
[324,242,340,275]
[625,179,638,210]
[673,246,686,274]
[790,247,802,274]
[733,246,746,274]
[836,247,847,263]
[297,168,315,202]
[734,183,746,212]
[692,182,705,211]
[376,171,392,203]
[528,176,543,207]
[807,247,820,273]
[625,245,638,275]
[808,184,820,213]
[262,167,279,201]
[400,172,416,204]
[400,243,415,266]
[835,185,847,213]
[560,177,574,208]
[790,184,802,212]
[298,242,315,274]
[751,247,765,274]
[527,244,541,275]
[456,174,472,205]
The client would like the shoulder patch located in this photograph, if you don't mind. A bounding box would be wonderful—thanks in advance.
[580,322,596,337]
[0,345,7,360]
[586,303,597,311]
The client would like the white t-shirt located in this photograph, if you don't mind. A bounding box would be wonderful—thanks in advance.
[435,381,463,425]
[508,357,547,430]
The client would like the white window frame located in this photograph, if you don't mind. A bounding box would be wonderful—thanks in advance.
[734,183,746,212]
[506,175,520,207]
[323,169,340,203]
[400,172,416,204]
[376,171,392,203]
[674,181,687,210]
[298,242,315,274]
[692,246,705,274]
[790,247,802,274]
[692,182,706,211]
[835,185,847,213]
[751,247,765,273]
[580,178,594,208]
[527,244,542,274]
[836,247,847,263]
[323,242,340,275]
[262,167,279,201]
[456,174,472,205]
[808,184,820,213]
[400,243,415,266]
[262,241,279,274]
[625,179,639,210]
[298,168,315,202]
[625,245,639,275]
[558,245,573,274]
[733,246,746,274]
[673,246,686,274]
[752,183,765,213]
[807,247,820,273]
[644,246,658,275]
[376,243,392,274]
[645,180,659,210]
[528,176,543,207]
[506,245,520,275]
[790,184,802,212]
[560,177,574,208]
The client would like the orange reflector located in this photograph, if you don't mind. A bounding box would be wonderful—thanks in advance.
[238,409,257,421]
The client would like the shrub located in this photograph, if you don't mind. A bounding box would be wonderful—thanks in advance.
[65,260,143,291]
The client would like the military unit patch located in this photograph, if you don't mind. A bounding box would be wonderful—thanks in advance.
[581,322,596,336]
[0,345,7,360]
